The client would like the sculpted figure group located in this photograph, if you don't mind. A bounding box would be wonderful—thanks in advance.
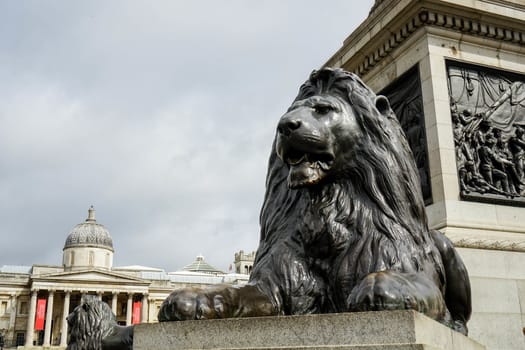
[453,106,525,198]
[67,68,472,350]
[448,65,525,202]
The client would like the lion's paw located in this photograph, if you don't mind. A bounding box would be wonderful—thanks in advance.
[347,271,415,312]
[347,270,444,316]
[158,288,226,321]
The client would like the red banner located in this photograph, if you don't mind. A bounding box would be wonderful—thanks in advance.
[35,298,47,330]
[132,301,142,324]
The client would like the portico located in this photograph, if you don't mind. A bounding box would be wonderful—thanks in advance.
[15,207,152,348]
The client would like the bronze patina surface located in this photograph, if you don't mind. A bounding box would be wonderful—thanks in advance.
[158,68,472,336]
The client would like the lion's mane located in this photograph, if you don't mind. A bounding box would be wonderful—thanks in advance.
[67,295,116,350]
[253,68,445,313]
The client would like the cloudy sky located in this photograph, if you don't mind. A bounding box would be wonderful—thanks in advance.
[0,1,374,272]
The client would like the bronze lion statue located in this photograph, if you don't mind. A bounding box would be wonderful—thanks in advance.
[67,295,133,350]
[159,68,472,335]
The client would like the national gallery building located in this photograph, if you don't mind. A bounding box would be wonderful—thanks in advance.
[0,207,254,348]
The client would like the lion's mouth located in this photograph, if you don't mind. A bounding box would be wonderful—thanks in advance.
[285,150,333,168]
[283,150,335,189]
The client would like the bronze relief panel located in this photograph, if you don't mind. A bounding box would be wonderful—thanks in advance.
[447,61,525,206]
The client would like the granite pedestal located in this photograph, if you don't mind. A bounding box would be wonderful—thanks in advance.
[133,311,485,350]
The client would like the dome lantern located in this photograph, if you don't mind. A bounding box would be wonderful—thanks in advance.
[86,205,96,222]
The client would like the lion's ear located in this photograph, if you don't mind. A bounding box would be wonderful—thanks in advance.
[375,95,391,116]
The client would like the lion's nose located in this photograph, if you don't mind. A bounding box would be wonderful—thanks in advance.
[278,118,302,136]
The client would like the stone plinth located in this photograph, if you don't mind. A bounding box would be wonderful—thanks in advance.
[133,311,485,350]
[324,1,525,349]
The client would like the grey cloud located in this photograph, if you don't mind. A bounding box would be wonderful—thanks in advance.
[0,0,374,271]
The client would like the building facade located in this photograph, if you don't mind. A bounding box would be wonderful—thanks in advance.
[0,207,252,348]
[234,250,256,275]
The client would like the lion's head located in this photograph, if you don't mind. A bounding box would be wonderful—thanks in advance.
[66,295,116,350]
[276,68,416,191]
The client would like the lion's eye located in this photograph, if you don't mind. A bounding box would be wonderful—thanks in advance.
[313,105,333,115]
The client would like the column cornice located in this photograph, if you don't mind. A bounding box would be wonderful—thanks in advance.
[326,3,525,77]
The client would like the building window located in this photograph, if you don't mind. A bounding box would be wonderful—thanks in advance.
[16,332,25,346]
[155,305,161,321]
[19,301,28,315]
[89,251,94,266]
[70,251,75,266]
[105,253,110,267]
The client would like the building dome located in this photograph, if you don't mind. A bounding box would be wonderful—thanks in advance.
[64,206,114,251]
[182,255,224,275]
[63,207,114,270]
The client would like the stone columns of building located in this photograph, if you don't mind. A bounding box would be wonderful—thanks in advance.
[97,291,103,301]
[141,293,149,323]
[126,293,133,325]
[60,290,71,347]
[111,291,118,316]
[25,289,38,347]
[43,290,55,346]
[7,293,17,346]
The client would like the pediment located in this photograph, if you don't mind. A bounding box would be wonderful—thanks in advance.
[35,269,146,284]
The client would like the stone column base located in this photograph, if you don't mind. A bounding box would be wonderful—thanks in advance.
[134,310,485,350]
